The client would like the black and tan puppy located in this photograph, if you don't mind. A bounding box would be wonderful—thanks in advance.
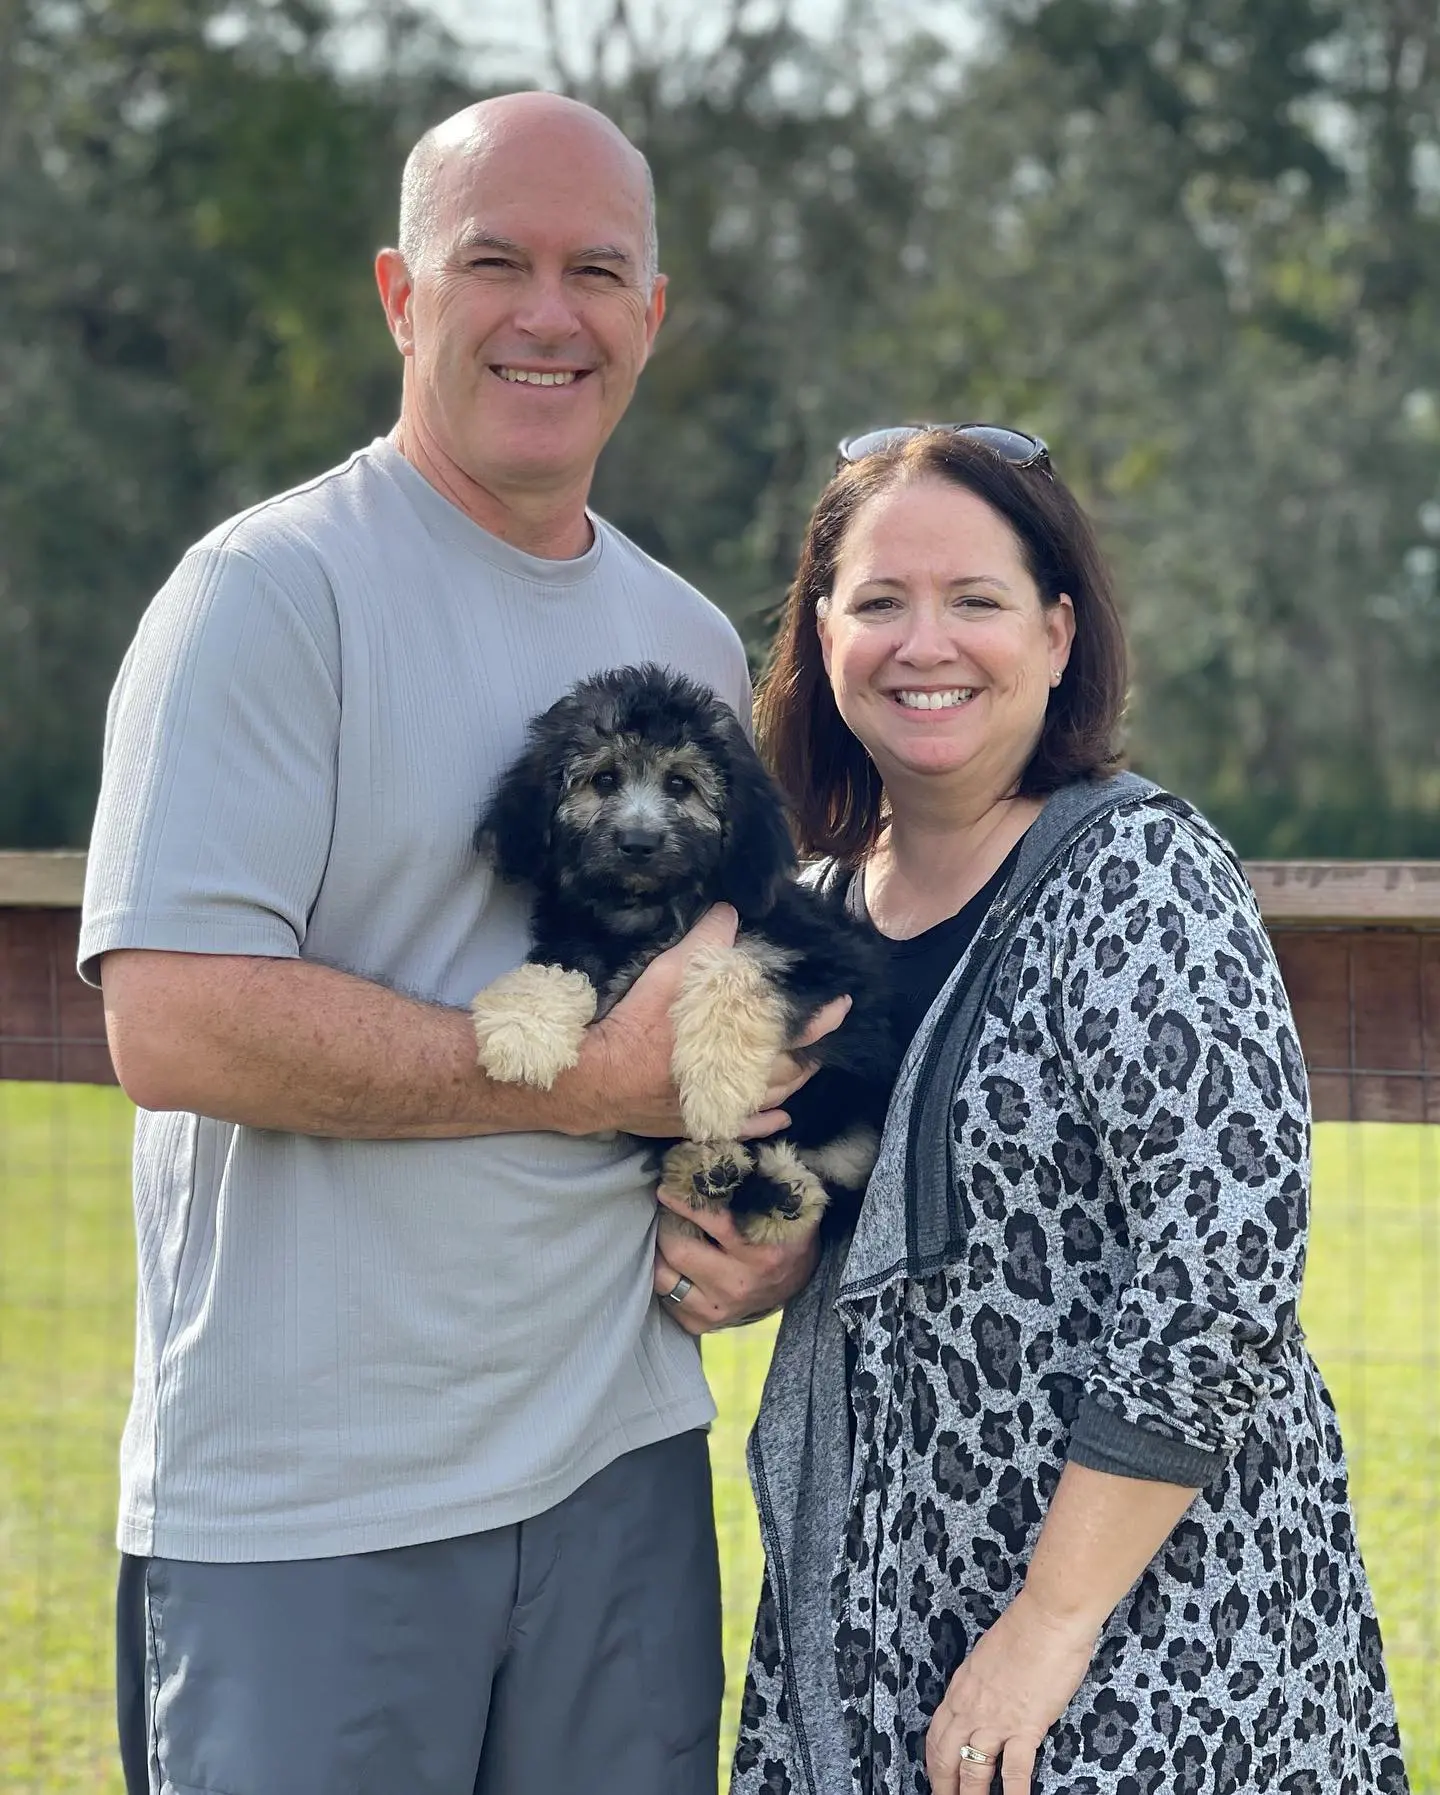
[469,664,898,1242]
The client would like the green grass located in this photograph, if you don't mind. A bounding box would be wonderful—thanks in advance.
[1303,1123,1440,1791]
[0,1083,136,1795]
[705,1316,780,1770]
[1,1089,1437,1790]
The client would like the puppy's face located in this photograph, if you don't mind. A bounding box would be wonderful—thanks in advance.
[553,733,726,898]
[480,666,796,922]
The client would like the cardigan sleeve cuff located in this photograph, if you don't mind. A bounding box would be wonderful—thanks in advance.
[1068,1397,1226,1488]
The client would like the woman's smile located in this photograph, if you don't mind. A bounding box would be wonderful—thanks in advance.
[818,475,1072,795]
[888,686,979,711]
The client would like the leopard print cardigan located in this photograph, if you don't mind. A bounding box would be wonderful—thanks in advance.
[733,794,1409,1795]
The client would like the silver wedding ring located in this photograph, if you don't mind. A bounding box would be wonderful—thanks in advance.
[663,1274,694,1306]
[957,1743,996,1766]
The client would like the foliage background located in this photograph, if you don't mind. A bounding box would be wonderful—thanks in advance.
[2,0,1439,853]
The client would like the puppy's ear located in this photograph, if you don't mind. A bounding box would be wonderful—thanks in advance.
[713,712,797,918]
[475,740,557,884]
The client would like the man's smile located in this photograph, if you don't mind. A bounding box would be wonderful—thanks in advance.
[490,364,591,387]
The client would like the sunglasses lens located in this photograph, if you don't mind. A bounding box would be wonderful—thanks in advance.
[836,423,1049,469]
[837,426,924,462]
[957,426,1048,466]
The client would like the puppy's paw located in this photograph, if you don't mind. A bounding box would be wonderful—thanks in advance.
[671,942,790,1140]
[471,964,598,1088]
[800,1125,880,1193]
[736,1140,830,1244]
[658,1139,754,1212]
[738,1209,815,1247]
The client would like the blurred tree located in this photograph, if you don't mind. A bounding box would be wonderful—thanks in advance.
[588,0,1440,851]
[1,0,1437,854]
[583,13,934,643]
[959,0,1440,849]
[0,0,467,843]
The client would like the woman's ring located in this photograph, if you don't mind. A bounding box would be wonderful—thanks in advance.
[956,1743,995,1765]
[663,1274,694,1306]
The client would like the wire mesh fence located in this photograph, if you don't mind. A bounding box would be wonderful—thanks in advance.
[1,869,1438,1790]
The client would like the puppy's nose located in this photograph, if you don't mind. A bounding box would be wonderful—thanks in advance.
[616,827,663,861]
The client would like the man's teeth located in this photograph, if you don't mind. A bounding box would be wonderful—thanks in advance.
[495,367,579,386]
[895,689,976,710]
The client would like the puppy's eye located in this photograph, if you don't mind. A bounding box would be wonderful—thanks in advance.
[664,773,694,798]
[592,769,619,794]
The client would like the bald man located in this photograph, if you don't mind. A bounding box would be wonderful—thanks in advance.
[83,94,833,1795]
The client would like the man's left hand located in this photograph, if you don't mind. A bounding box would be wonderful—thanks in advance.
[651,1184,820,1334]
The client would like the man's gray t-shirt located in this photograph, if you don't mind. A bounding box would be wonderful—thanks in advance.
[80,438,751,1562]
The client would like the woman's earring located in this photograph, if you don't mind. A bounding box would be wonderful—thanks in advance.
[1050,669,1061,686]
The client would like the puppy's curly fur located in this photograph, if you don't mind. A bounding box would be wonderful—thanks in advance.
[470,664,899,1242]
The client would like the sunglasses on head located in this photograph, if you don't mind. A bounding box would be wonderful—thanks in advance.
[835,422,1051,473]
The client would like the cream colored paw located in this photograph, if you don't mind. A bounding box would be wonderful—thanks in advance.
[670,941,790,1140]
[738,1140,830,1244]
[800,1125,880,1192]
[471,964,598,1088]
[659,1139,754,1212]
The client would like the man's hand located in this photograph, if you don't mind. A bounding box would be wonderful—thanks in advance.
[98,905,849,1144]
[650,1183,821,1334]
[570,904,850,1139]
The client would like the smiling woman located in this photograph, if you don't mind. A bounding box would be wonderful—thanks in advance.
[735,429,1410,1795]
[760,433,1127,886]
[817,480,1074,798]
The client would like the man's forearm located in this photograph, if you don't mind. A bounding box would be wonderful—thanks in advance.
[101,950,607,1138]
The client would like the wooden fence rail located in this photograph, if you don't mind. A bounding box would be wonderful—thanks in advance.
[2,851,1438,1120]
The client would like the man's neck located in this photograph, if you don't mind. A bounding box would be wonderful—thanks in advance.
[391,418,595,560]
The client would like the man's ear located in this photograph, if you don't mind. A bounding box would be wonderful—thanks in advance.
[712,712,796,919]
[641,272,668,361]
[375,248,415,356]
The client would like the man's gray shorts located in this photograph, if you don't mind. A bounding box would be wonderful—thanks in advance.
[117,1430,723,1795]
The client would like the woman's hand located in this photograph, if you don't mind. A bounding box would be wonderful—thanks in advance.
[925,1588,1097,1794]
[927,1463,1198,1790]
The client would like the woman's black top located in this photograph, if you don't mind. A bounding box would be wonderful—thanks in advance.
[844,843,1021,1055]
[838,843,1021,1434]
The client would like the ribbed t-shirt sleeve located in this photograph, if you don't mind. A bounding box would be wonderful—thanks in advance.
[79,544,341,985]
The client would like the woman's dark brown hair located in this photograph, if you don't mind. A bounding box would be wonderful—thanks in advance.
[756,430,1129,864]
